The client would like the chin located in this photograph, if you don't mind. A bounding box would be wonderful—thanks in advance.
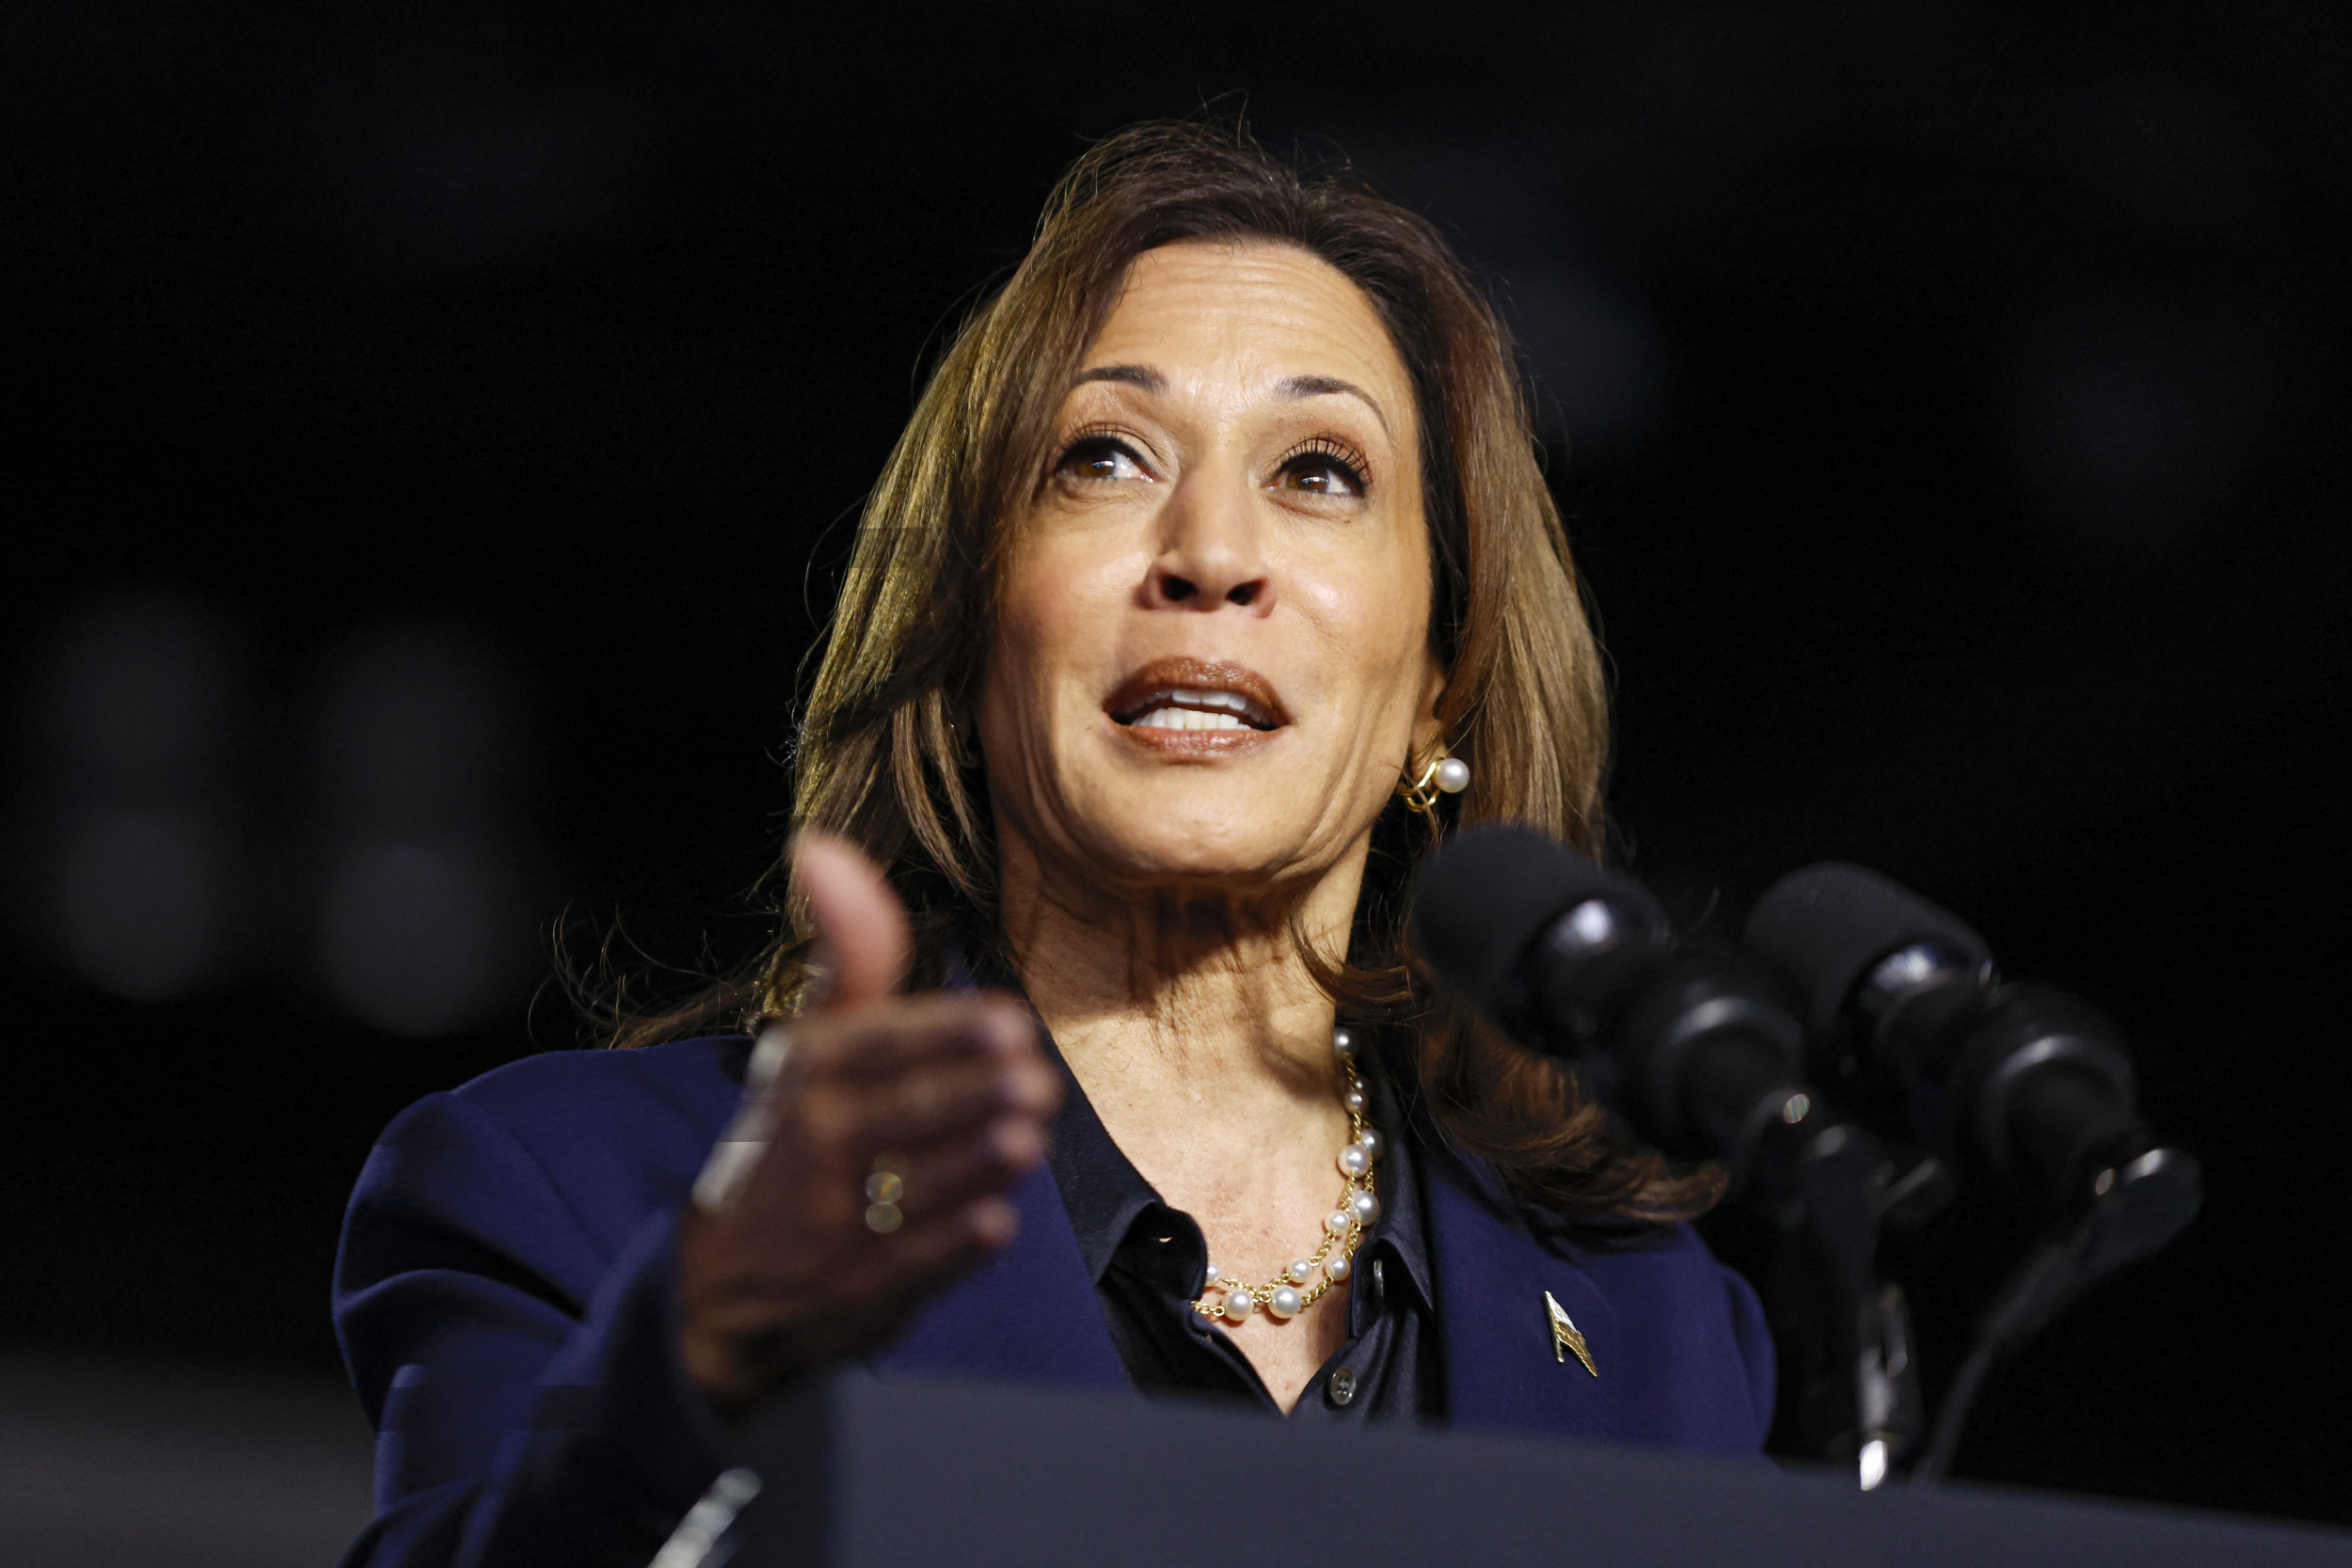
[1077,807,1326,899]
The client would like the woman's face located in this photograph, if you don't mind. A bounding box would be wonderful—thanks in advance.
[980,240,1442,907]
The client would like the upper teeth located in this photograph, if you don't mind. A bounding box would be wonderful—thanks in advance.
[1131,689,1261,730]
[1136,707,1248,731]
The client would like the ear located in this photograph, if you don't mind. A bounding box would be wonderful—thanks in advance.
[1413,647,1450,755]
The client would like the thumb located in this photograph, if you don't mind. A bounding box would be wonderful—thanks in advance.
[791,830,912,1010]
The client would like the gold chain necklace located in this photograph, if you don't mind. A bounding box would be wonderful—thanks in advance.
[1194,1025,1384,1325]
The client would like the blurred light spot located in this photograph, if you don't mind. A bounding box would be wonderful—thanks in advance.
[1859,1435,1889,1490]
[27,591,241,997]
[56,811,219,1002]
[318,841,500,1037]
[310,625,525,1034]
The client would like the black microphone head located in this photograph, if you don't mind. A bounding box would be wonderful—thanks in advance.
[1744,863,1991,1036]
[1408,824,1663,1017]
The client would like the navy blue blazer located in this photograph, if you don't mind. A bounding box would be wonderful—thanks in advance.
[333,1035,1774,1568]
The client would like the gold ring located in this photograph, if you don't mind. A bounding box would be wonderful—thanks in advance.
[863,1156,905,1234]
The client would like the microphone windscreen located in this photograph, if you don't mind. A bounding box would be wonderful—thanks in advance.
[1743,863,1990,1035]
[1408,825,1660,1014]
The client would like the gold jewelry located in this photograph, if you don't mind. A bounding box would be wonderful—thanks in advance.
[1546,1290,1597,1375]
[1397,744,1470,822]
[1193,1026,1384,1326]
[864,1156,905,1234]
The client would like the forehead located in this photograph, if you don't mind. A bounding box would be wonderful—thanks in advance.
[1084,241,1412,413]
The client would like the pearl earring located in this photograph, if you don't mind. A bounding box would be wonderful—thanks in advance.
[1399,744,1470,820]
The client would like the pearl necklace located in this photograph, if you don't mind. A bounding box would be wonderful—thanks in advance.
[1194,1025,1384,1326]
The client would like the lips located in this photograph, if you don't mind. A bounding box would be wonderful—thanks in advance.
[1104,657,1289,736]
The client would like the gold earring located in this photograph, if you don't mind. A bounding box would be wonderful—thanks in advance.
[1398,744,1471,821]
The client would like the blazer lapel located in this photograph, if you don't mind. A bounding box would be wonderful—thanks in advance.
[1427,1144,1623,1442]
[868,1160,1129,1389]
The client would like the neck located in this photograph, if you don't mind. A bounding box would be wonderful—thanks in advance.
[993,822,1366,1116]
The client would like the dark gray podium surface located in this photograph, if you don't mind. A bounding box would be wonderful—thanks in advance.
[729,1371,2351,1568]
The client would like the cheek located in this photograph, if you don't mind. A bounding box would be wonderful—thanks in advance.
[1289,545,1433,714]
[984,534,1135,724]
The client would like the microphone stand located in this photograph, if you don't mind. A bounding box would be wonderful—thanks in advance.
[1740,1109,1934,1487]
[1908,1146,2201,1481]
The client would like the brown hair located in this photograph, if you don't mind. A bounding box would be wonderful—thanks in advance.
[626,121,1721,1224]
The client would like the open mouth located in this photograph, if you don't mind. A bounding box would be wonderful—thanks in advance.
[1105,657,1288,736]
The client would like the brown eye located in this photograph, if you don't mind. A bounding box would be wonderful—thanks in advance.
[1279,451,1367,498]
[1057,436,1147,483]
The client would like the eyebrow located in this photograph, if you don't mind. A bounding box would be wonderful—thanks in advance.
[1072,363,1166,393]
[1278,373,1391,436]
[1070,364,1392,436]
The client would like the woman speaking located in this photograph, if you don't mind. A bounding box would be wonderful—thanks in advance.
[333,123,1773,1566]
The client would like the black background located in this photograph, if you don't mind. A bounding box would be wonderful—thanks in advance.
[6,0,2347,1528]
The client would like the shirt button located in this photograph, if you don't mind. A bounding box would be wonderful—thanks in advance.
[1327,1367,1357,1408]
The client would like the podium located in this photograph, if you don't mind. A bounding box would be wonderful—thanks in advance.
[724,1371,2352,1567]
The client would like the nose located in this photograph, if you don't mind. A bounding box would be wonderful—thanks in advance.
[1144,473,1275,613]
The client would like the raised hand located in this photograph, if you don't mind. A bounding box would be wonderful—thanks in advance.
[675,832,1059,1412]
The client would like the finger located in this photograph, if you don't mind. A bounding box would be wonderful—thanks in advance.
[786,1045,1053,1189]
[792,831,911,1009]
[799,993,1041,1084]
[859,1197,1023,1298]
[841,1055,1059,1154]
[699,1197,1018,1382]
[885,1117,1049,1224]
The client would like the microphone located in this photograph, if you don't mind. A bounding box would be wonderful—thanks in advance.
[1413,827,1946,1481]
[1744,863,2205,1480]
[1411,825,1826,1189]
[1742,863,2200,1242]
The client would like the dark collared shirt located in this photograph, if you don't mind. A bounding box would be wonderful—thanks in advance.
[1040,1030,1442,1420]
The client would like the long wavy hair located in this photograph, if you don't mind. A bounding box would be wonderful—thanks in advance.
[618,121,1722,1223]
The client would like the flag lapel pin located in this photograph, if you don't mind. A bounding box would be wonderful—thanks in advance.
[1545,1290,1597,1376]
